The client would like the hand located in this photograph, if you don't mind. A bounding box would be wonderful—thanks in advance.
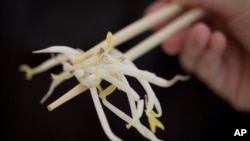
[145,0,250,112]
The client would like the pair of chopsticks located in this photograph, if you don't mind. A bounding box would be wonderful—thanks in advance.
[71,3,204,64]
[47,3,204,111]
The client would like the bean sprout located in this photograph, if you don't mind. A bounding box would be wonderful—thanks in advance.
[20,32,189,141]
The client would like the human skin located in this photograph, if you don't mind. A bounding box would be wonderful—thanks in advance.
[145,0,250,112]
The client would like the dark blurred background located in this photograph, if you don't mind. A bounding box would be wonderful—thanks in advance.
[1,0,250,141]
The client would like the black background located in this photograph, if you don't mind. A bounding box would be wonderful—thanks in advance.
[1,0,250,141]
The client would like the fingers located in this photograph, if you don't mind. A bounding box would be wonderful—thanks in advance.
[179,23,211,72]
[145,0,249,112]
[195,31,226,86]
[180,22,227,93]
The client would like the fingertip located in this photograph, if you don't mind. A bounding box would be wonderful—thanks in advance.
[179,23,211,72]
[194,31,226,82]
[183,23,211,56]
[209,31,227,53]
[161,31,185,56]
[191,23,211,48]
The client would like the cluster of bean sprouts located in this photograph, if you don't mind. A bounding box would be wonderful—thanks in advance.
[19,32,189,141]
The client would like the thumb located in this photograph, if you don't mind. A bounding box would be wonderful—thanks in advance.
[177,0,243,20]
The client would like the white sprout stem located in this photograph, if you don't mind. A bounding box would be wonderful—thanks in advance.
[101,96,161,141]
[126,100,144,129]
[40,71,68,104]
[89,87,122,141]
[33,54,69,71]
[103,63,187,88]
[102,75,140,101]
[124,8,204,61]
[124,56,162,116]
[140,80,161,115]
[138,78,163,117]
[152,94,162,117]
[119,74,147,135]
[111,51,159,116]
[33,46,81,56]
[163,74,190,87]
[19,54,69,80]
[119,74,137,117]
[110,49,164,124]
[101,52,189,87]
[81,63,140,101]
[47,84,87,111]
[102,64,166,86]
[63,55,99,72]
[116,49,164,119]
[116,58,146,134]
[110,49,162,116]
[71,3,183,65]
[40,79,61,104]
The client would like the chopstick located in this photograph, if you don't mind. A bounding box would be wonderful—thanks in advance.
[47,3,204,111]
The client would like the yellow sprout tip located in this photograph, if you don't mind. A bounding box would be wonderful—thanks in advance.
[99,84,116,99]
[19,64,33,80]
[51,73,73,80]
[106,31,113,48]
[147,111,165,133]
